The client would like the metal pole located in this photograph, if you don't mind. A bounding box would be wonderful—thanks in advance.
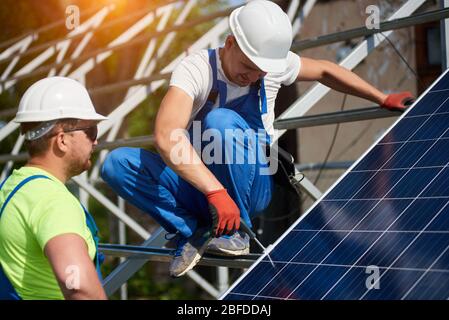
[441,0,449,70]
[118,197,128,300]
[274,106,401,130]
[292,7,449,51]
[217,267,229,294]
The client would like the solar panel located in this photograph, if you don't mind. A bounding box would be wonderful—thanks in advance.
[222,69,449,300]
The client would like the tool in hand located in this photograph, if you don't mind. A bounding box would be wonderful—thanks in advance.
[240,220,275,268]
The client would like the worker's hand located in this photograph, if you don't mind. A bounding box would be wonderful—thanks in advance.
[206,189,240,237]
[381,91,415,111]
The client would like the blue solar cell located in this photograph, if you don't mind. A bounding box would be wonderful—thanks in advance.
[380,116,427,143]
[422,167,449,197]
[404,271,449,300]
[269,230,316,261]
[382,141,434,169]
[322,231,380,265]
[257,264,316,299]
[427,203,449,231]
[354,145,394,171]
[415,139,449,167]
[354,199,411,231]
[287,265,349,300]
[405,90,449,117]
[325,171,373,200]
[392,233,449,269]
[297,200,377,231]
[323,267,381,300]
[388,198,448,231]
[357,232,416,267]
[361,269,424,300]
[385,167,442,198]
[222,70,449,300]
[290,231,343,263]
[352,169,406,199]
[230,261,285,296]
[409,113,449,140]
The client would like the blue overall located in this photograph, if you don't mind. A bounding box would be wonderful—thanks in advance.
[101,49,273,239]
[0,175,103,300]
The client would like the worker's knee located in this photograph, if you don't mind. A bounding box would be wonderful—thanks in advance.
[101,147,136,185]
[202,108,247,134]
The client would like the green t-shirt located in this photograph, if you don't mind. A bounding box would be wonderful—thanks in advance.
[0,167,96,300]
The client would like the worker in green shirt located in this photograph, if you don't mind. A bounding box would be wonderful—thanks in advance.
[0,76,108,300]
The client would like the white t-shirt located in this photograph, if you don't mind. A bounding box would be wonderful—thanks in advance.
[169,48,301,140]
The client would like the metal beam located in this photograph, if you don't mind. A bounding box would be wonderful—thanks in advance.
[102,228,221,298]
[296,161,354,171]
[72,176,151,239]
[0,5,237,87]
[99,244,259,269]
[0,1,183,66]
[102,228,167,297]
[274,106,401,130]
[292,7,449,51]
[0,4,103,51]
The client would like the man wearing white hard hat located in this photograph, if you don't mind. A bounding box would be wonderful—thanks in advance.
[102,0,414,277]
[0,77,107,299]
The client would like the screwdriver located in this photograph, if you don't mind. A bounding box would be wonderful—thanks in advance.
[239,220,275,268]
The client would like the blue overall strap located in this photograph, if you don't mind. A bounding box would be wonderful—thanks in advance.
[259,79,268,114]
[0,177,8,191]
[0,174,49,300]
[208,49,227,106]
[208,49,218,93]
[0,175,50,218]
[0,265,20,300]
[81,205,103,280]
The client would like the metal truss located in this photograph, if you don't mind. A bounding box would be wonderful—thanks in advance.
[2,0,446,299]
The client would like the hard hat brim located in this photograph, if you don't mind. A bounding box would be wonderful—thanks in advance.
[13,109,107,123]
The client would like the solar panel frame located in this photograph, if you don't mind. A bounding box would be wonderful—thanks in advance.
[221,68,449,300]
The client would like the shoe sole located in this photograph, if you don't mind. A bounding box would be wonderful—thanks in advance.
[171,253,202,277]
[205,247,250,256]
[170,239,212,278]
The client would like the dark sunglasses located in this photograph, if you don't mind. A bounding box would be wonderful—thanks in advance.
[63,125,98,142]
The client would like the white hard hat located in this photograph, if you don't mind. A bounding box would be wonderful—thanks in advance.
[14,76,107,123]
[229,0,293,73]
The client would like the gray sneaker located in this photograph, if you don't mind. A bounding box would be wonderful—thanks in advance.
[206,231,250,256]
[169,228,211,277]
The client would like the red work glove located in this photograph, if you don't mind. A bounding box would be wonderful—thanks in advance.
[206,189,240,237]
[381,91,415,111]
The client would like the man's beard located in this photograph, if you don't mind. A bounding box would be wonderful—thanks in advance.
[66,157,91,178]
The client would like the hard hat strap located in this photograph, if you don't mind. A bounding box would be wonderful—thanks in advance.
[24,120,58,141]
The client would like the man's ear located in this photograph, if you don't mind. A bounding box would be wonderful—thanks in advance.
[224,35,235,49]
[54,131,69,154]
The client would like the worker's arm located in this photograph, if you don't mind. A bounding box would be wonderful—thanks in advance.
[297,57,387,104]
[297,57,414,110]
[44,233,107,300]
[155,86,223,193]
[154,86,240,235]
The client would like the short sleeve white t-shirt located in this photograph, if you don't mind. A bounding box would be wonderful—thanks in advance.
[169,49,301,140]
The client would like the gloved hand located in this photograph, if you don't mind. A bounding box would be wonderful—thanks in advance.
[206,189,240,237]
[381,91,415,111]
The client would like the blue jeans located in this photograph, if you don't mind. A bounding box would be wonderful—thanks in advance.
[101,108,273,238]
